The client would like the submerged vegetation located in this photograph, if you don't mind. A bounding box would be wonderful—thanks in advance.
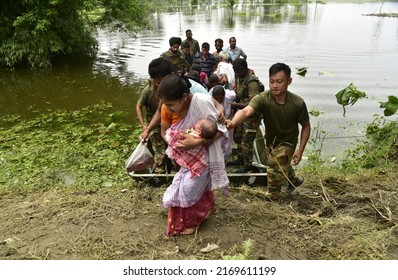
[0,103,136,195]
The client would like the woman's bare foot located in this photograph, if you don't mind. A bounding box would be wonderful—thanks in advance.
[179,207,216,235]
[180,227,197,235]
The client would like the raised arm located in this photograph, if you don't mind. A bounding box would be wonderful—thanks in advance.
[226,105,255,129]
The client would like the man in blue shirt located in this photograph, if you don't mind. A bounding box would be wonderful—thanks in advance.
[227,37,247,63]
[194,42,216,78]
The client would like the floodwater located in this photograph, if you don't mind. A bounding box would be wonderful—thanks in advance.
[1,1,397,157]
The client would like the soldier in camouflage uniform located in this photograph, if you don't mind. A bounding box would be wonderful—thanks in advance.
[227,63,311,200]
[230,58,262,173]
[182,29,200,58]
[161,37,190,75]
[137,58,177,173]
[136,79,168,173]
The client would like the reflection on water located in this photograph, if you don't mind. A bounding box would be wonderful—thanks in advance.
[1,2,397,156]
[0,55,141,122]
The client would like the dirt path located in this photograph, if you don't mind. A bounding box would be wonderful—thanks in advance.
[1,173,398,260]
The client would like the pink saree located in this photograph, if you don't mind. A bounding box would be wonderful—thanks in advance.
[166,190,216,236]
[162,94,229,236]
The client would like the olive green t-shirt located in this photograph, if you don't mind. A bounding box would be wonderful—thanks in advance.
[137,81,159,123]
[249,90,309,147]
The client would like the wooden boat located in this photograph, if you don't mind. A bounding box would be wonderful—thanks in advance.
[128,123,269,186]
[128,162,267,185]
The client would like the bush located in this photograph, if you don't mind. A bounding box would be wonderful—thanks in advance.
[342,115,398,170]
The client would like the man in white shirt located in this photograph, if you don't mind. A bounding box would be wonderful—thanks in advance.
[215,51,235,90]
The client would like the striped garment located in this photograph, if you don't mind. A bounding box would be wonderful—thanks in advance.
[165,129,207,179]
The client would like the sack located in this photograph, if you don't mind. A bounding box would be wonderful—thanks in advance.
[125,142,154,173]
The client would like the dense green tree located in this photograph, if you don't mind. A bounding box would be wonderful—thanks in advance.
[0,0,149,68]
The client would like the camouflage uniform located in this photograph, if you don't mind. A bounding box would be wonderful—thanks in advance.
[136,81,168,172]
[160,49,189,74]
[182,38,200,57]
[267,145,296,193]
[234,72,261,168]
[249,90,310,197]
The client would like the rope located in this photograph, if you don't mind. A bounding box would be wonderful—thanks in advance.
[269,145,297,189]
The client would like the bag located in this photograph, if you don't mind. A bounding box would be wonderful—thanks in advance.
[245,74,265,93]
[246,70,265,93]
[258,80,265,92]
[125,142,154,173]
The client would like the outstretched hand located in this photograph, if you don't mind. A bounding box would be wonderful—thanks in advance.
[225,119,235,130]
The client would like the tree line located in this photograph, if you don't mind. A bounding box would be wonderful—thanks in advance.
[0,0,149,68]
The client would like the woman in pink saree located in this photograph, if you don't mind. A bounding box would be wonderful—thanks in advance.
[157,74,229,236]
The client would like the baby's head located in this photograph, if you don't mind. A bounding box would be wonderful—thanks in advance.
[194,117,218,140]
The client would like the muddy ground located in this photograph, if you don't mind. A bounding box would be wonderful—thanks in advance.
[1,168,398,260]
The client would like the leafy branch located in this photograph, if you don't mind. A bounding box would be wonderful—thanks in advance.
[335,83,367,117]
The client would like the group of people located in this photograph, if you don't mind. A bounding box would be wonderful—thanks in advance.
[161,29,247,91]
[135,29,311,236]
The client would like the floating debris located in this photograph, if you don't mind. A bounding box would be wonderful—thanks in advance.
[296,67,308,77]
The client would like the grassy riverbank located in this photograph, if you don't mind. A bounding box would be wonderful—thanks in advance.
[1,103,397,260]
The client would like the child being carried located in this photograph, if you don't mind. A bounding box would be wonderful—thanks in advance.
[166,117,217,178]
